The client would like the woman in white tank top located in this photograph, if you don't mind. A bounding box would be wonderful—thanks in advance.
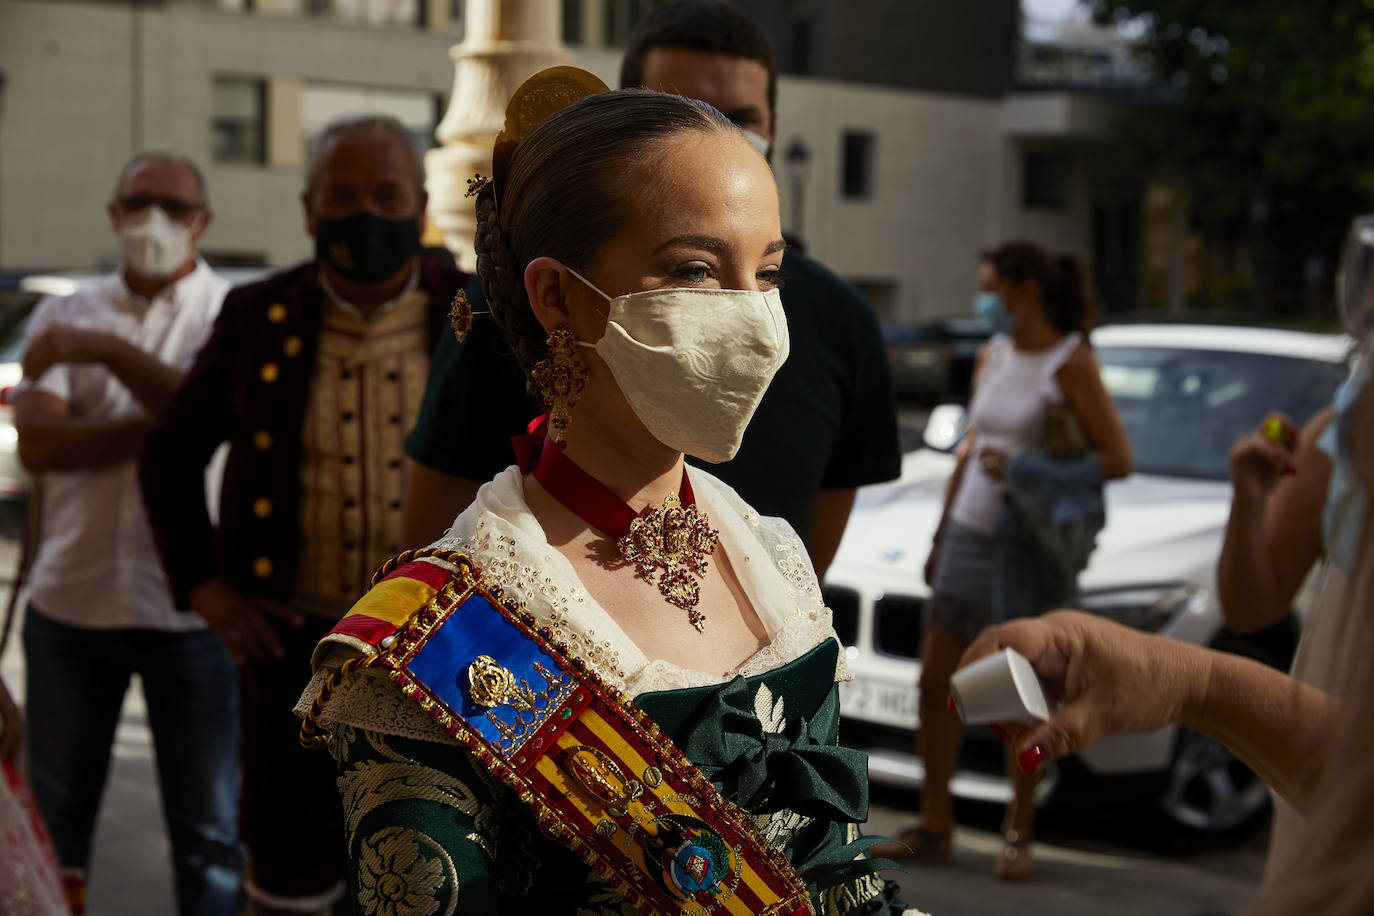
[875,242,1132,880]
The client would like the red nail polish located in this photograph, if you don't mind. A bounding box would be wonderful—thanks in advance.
[990,723,1008,740]
[1281,466,1299,477]
[946,693,956,713]
[1017,745,1045,775]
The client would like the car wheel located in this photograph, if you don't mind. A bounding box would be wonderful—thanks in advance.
[1157,727,1272,834]
[1154,613,1299,836]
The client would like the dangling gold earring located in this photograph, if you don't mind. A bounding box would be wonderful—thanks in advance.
[530,325,588,447]
[449,290,472,342]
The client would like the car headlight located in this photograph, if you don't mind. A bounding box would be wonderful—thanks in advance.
[1079,583,1210,633]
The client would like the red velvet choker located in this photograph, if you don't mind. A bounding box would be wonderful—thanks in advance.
[515,416,719,631]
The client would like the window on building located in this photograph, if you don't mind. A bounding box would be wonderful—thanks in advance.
[562,0,583,44]
[1022,149,1072,210]
[211,76,267,165]
[841,130,874,199]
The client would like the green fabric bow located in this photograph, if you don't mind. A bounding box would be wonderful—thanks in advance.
[676,675,870,822]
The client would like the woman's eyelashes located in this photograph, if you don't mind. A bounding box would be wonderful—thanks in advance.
[669,262,713,283]
[665,262,785,290]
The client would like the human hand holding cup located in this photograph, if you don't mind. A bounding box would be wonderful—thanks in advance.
[955,611,1211,775]
[950,647,1051,726]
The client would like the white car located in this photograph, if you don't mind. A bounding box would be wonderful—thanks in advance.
[827,323,1351,834]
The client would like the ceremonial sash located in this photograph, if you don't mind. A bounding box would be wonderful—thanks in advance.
[302,549,815,916]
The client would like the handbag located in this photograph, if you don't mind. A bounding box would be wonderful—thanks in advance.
[1042,400,1091,457]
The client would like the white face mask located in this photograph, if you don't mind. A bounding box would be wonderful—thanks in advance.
[118,206,193,279]
[565,266,790,463]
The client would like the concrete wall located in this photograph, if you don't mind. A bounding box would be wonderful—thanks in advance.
[0,0,455,270]
[0,0,1105,324]
[774,78,1003,319]
[0,1,138,270]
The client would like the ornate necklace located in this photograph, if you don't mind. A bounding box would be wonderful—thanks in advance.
[528,423,719,631]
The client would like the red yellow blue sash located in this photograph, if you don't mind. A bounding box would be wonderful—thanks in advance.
[302,549,815,916]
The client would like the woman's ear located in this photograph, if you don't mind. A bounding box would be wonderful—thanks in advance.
[524,257,572,333]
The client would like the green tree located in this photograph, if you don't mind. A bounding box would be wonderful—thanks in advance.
[1091,0,1374,313]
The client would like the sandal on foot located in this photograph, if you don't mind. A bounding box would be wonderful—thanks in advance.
[869,825,952,864]
[994,829,1033,881]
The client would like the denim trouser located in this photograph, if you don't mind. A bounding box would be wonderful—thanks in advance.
[23,603,243,916]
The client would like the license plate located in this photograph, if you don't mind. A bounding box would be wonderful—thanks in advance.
[839,678,919,730]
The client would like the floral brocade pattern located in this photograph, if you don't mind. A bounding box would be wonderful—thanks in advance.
[357,827,450,916]
[301,465,897,913]
[324,665,912,916]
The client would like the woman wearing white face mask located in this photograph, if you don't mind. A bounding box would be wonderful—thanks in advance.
[875,242,1133,881]
[297,69,928,916]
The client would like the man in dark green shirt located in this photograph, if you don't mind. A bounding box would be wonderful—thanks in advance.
[403,0,900,581]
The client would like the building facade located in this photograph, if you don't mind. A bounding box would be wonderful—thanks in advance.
[0,0,1153,321]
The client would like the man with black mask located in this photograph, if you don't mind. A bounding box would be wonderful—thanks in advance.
[139,115,464,915]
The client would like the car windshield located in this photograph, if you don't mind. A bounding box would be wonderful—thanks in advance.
[1097,345,1349,480]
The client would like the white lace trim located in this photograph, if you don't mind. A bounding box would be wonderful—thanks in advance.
[432,465,847,697]
[302,465,849,740]
[296,663,464,746]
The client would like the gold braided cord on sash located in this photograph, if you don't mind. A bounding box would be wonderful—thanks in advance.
[311,551,815,916]
[300,653,378,749]
[300,546,469,749]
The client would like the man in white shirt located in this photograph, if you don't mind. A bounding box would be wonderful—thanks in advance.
[14,152,240,916]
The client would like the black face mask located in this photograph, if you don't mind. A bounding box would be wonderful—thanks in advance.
[314,210,421,285]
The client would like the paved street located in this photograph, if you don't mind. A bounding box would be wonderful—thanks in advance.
[0,491,1266,915]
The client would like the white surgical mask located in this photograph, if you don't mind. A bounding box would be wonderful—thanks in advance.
[565,266,790,463]
[118,206,193,279]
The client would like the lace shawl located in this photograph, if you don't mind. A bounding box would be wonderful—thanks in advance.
[298,465,850,744]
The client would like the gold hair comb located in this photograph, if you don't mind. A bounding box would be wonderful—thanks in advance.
[492,66,609,216]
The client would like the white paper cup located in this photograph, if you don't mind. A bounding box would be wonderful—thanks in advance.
[950,647,1050,725]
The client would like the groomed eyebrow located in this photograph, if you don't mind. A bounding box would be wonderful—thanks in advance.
[653,235,788,257]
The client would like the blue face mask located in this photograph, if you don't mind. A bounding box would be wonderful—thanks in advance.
[1318,358,1369,572]
[974,291,1015,335]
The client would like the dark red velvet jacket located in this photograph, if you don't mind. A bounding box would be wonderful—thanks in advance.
[139,257,465,608]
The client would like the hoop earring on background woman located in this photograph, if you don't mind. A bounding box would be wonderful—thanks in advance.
[531,325,589,446]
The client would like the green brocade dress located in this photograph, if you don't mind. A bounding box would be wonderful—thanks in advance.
[326,640,907,916]
[302,467,922,915]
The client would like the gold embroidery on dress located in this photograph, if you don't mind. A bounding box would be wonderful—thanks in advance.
[754,683,786,734]
[337,732,486,840]
[579,876,646,916]
[356,826,456,916]
[820,871,884,916]
[753,808,814,853]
